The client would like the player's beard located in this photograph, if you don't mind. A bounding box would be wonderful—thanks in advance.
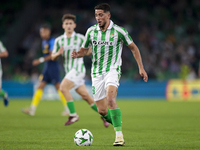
[100,21,106,29]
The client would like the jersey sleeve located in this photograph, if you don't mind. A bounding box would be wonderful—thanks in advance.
[0,41,6,53]
[117,27,133,46]
[52,38,60,53]
[82,29,92,49]
[49,38,55,52]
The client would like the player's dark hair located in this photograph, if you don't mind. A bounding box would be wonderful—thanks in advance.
[62,14,76,23]
[40,23,51,30]
[94,3,110,13]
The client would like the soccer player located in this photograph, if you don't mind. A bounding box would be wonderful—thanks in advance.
[0,40,9,106]
[22,24,69,116]
[71,3,148,146]
[51,14,109,127]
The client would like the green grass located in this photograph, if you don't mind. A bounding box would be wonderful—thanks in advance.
[0,99,200,150]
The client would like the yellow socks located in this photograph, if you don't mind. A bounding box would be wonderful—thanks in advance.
[58,90,67,106]
[31,89,43,107]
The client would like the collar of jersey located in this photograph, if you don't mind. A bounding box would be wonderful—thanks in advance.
[64,31,76,38]
[97,20,113,31]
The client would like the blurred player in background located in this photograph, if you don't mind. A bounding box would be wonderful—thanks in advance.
[71,3,148,146]
[51,14,109,127]
[22,24,69,116]
[0,40,9,106]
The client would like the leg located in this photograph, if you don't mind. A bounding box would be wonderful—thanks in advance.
[54,82,69,116]
[0,70,8,106]
[75,84,94,105]
[22,81,46,116]
[76,84,109,127]
[106,85,124,146]
[96,97,112,125]
[60,78,79,125]
[0,88,9,107]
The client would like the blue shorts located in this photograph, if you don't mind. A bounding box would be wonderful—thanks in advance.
[42,68,60,84]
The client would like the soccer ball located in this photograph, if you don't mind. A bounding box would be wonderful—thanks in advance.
[74,129,93,146]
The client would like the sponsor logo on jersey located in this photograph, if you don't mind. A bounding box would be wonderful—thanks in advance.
[43,44,49,54]
[92,40,113,46]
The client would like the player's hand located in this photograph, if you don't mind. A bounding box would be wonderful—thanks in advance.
[71,50,78,58]
[58,47,64,55]
[139,68,148,82]
[32,59,40,66]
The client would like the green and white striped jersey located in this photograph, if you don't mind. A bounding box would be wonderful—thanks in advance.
[53,32,86,74]
[82,20,133,77]
[0,41,6,71]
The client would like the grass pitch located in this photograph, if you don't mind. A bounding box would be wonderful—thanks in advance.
[0,99,200,150]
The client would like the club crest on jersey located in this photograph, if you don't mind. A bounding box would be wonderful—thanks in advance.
[110,33,114,38]
[92,40,113,46]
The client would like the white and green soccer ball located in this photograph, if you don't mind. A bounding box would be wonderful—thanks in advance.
[74,129,93,146]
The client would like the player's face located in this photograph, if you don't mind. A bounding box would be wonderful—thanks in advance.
[95,9,110,28]
[40,28,51,40]
[62,19,76,33]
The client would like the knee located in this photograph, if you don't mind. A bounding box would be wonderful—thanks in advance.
[60,84,68,93]
[98,108,108,116]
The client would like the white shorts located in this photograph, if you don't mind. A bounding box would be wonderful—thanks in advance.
[65,69,85,89]
[92,70,120,101]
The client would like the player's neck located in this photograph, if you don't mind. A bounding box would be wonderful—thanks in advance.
[65,31,73,38]
[100,20,110,32]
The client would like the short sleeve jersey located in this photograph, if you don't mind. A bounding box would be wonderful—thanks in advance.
[53,32,86,74]
[82,20,133,77]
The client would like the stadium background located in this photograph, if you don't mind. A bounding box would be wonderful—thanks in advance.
[0,0,200,100]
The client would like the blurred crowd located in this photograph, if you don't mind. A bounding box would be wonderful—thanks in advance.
[1,0,200,81]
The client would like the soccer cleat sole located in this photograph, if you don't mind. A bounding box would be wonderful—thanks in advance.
[113,141,125,146]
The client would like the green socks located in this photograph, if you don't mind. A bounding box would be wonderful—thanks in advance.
[90,103,98,112]
[90,103,122,130]
[67,101,76,114]
[110,108,122,131]
[102,109,112,124]
[0,89,5,98]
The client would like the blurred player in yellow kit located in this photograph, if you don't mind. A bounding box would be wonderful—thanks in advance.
[22,24,69,116]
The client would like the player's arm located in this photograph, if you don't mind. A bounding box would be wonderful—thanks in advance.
[32,53,52,66]
[0,41,9,58]
[86,47,92,56]
[71,47,89,58]
[51,47,64,61]
[72,29,91,58]
[0,50,9,58]
[128,42,148,82]
[33,38,56,66]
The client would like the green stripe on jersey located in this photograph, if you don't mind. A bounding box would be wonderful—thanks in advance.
[66,38,71,72]
[93,29,98,77]
[56,41,60,52]
[99,31,106,75]
[106,28,115,72]
[71,36,77,69]
[76,63,79,71]
[61,38,64,46]
[81,63,84,72]
[114,31,120,64]
[66,50,70,72]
